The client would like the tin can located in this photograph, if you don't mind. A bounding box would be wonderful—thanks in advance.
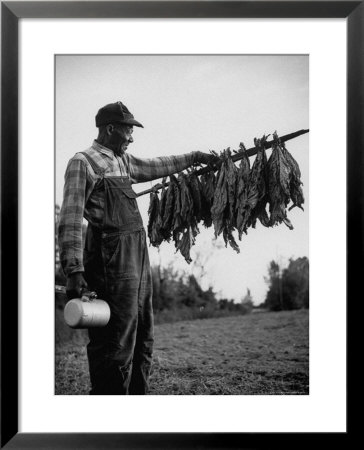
[64,292,110,328]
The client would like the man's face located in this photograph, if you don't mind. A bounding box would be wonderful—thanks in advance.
[109,124,134,156]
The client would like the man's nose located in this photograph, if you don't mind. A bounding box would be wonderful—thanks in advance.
[129,136,134,143]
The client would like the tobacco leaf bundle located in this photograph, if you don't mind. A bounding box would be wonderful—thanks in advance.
[279,140,305,211]
[235,143,251,239]
[248,137,270,229]
[266,132,305,229]
[267,139,294,230]
[211,148,240,253]
[238,137,270,232]
[175,173,200,262]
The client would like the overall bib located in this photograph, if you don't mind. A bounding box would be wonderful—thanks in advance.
[80,152,154,395]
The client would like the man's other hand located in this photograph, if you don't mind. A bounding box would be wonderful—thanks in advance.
[66,272,88,300]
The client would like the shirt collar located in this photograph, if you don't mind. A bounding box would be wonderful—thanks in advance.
[92,140,115,159]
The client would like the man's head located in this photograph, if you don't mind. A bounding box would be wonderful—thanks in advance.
[95,101,143,156]
[97,123,134,156]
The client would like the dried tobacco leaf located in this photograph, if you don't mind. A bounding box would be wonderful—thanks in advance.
[235,143,251,239]
[222,227,240,254]
[238,136,270,231]
[158,179,167,219]
[171,174,183,246]
[147,191,164,246]
[200,170,215,201]
[178,172,195,226]
[147,191,158,238]
[188,172,203,221]
[176,226,195,264]
[279,139,304,211]
[172,173,200,263]
[200,170,216,228]
[211,148,239,253]
[248,137,270,229]
[211,165,228,237]
[158,183,172,241]
[225,148,239,227]
[211,151,228,237]
[267,139,294,230]
[161,176,176,233]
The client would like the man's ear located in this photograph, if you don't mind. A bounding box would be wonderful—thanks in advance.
[106,124,114,135]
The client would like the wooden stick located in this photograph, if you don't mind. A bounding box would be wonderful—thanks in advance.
[136,128,309,197]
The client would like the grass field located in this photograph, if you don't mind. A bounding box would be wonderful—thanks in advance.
[55,309,309,395]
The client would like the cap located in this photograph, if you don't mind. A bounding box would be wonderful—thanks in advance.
[95,101,144,128]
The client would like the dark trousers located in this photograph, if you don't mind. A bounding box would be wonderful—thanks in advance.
[84,227,154,395]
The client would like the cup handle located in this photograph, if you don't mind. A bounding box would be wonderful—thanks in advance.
[80,289,97,302]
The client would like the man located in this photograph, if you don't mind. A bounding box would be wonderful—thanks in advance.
[58,101,216,395]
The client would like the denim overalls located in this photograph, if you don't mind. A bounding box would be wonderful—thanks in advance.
[80,152,154,395]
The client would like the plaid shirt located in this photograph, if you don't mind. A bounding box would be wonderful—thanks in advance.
[58,140,198,276]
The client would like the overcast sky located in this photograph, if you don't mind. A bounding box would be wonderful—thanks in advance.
[56,54,309,305]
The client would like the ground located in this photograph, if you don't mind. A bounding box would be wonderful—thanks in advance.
[55,309,309,395]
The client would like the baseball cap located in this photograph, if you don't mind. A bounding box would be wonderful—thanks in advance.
[95,101,144,128]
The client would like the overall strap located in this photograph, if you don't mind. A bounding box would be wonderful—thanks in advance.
[79,152,106,176]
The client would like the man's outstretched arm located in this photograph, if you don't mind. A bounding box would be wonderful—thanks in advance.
[126,151,217,183]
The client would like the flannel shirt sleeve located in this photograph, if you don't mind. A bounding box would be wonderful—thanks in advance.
[126,151,198,183]
[58,158,89,276]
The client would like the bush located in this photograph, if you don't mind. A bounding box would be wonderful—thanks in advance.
[151,264,251,324]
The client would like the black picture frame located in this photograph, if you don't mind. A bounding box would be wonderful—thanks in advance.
[1,1,360,448]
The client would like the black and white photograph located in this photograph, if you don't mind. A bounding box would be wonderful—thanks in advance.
[1,0,355,444]
[55,54,309,396]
